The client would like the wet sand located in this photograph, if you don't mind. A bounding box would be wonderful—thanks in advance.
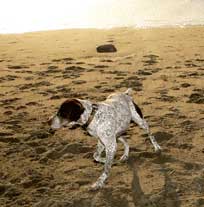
[0,26,204,207]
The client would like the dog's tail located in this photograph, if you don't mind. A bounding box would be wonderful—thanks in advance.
[125,88,133,96]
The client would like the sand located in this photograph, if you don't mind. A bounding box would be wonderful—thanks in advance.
[0,26,204,207]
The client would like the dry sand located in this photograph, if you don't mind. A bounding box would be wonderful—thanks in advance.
[0,26,204,207]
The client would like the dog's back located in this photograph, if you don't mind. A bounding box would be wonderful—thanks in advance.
[89,90,133,137]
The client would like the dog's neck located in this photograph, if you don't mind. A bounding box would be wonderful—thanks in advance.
[76,99,93,126]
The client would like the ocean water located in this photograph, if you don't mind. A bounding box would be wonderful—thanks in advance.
[0,0,204,34]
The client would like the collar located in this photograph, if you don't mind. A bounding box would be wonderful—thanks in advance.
[82,103,98,129]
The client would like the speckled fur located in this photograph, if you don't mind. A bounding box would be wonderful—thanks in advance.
[49,88,161,190]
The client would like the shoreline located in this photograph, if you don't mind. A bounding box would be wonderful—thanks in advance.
[1,24,204,35]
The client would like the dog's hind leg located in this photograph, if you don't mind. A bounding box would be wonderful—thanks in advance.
[93,140,106,164]
[141,119,162,153]
[130,101,161,153]
[118,137,129,161]
[92,138,117,190]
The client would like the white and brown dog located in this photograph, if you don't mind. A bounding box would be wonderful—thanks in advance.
[48,88,161,190]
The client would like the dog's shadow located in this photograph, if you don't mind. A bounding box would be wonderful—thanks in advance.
[128,154,181,207]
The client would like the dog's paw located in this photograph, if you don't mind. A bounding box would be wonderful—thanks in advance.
[119,154,129,162]
[154,146,162,154]
[91,181,104,191]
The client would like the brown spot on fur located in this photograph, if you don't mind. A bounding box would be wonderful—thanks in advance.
[57,99,85,122]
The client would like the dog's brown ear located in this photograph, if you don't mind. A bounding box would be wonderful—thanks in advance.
[57,99,85,122]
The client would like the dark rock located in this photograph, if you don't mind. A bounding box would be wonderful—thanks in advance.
[96,44,117,53]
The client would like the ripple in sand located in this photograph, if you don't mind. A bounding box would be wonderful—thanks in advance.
[187,90,204,104]
[94,65,108,68]
[0,75,18,82]
[8,65,29,69]
[137,70,152,76]
[100,59,113,63]
[142,54,159,66]
[1,98,21,106]
[181,83,191,88]
[114,76,143,91]
[52,57,74,62]
[72,80,87,85]
[19,81,52,90]
[47,65,58,70]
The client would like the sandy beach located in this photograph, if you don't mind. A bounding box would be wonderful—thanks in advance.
[0,26,204,207]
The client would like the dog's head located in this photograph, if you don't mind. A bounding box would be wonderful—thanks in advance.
[48,99,85,131]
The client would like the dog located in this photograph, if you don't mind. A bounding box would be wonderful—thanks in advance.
[48,88,161,190]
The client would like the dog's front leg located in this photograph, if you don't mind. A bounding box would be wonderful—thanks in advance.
[91,139,117,190]
[93,140,106,163]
